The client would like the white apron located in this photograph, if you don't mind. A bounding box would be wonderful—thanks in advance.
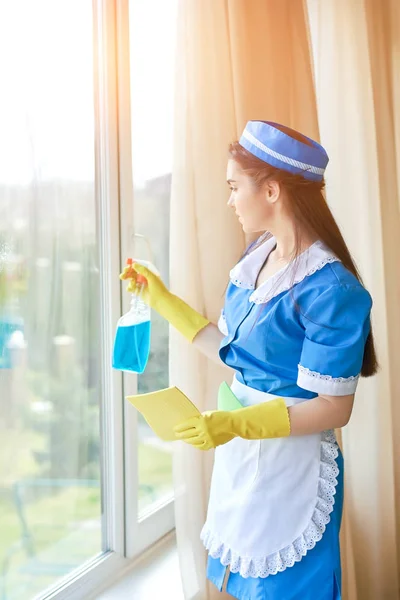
[201,376,340,579]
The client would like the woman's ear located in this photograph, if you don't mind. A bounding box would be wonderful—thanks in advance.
[265,180,280,204]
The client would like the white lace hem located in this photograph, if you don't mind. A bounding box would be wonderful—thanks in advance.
[298,364,360,395]
[200,430,339,579]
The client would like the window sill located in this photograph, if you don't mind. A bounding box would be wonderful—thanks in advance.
[95,532,183,600]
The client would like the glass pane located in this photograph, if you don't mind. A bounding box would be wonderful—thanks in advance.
[0,2,103,598]
[129,0,178,517]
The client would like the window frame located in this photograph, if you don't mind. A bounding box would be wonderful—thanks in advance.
[119,0,175,559]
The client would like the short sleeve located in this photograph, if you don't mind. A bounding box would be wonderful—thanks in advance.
[297,284,372,396]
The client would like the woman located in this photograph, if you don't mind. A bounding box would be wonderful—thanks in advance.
[121,120,377,600]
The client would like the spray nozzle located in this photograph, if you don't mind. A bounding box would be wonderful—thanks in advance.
[126,257,147,287]
[125,257,146,305]
[126,258,147,290]
[136,274,147,285]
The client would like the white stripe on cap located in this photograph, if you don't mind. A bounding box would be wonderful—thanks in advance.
[242,128,325,176]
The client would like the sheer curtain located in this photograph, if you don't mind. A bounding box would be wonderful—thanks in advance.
[170,1,318,598]
[307,1,400,598]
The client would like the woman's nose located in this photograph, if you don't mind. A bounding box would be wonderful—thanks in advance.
[227,194,235,207]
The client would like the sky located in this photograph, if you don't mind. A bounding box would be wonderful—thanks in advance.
[0,0,177,185]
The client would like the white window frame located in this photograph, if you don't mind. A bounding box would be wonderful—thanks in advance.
[40,0,174,598]
[119,0,175,560]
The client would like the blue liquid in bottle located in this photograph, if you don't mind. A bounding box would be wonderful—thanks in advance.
[112,269,151,375]
[112,320,151,374]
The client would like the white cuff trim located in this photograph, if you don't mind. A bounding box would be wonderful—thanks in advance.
[297,364,359,395]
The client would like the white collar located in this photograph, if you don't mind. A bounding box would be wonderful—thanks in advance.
[229,235,340,304]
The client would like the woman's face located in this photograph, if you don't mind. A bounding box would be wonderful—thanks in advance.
[226,158,276,233]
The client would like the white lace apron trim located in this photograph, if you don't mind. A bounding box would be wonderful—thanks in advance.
[201,429,339,578]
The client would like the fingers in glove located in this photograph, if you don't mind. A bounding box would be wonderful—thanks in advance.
[174,417,201,434]
[174,428,201,441]
[120,267,137,281]
[185,438,213,451]
[181,436,209,449]
[132,263,151,279]
[127,281,140,293]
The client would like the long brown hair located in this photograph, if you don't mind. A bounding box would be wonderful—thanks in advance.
[229,128,378,378]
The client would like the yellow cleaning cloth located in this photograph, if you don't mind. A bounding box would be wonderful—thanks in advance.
[126,387,201,441]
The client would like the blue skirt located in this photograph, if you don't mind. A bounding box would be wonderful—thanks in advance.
[207,451,344,600]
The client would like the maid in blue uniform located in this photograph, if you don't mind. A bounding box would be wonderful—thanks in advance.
[122,120,378,600]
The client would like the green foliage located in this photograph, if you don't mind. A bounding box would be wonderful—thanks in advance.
[27,367,100,481]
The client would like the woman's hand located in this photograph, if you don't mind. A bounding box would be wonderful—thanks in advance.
[119,263,168,310]
[174,392,290,451]
[174,411,236,451]
[119,261,210,343]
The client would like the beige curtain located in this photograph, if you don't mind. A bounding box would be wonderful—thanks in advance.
[170,1,318,598]
[307,1,400,598]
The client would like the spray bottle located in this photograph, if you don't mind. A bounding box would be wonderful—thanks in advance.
[112,258,151,374]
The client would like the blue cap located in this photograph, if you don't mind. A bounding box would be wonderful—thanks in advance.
[239,121,329,181]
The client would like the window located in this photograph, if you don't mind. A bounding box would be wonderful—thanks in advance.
[0,1,106,598]
[0,0,178,598]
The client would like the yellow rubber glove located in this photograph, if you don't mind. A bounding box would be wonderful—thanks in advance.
[173,396,291,450]
[120,262,210,343]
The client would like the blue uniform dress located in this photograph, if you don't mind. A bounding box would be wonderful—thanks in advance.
[204,235,372,600]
